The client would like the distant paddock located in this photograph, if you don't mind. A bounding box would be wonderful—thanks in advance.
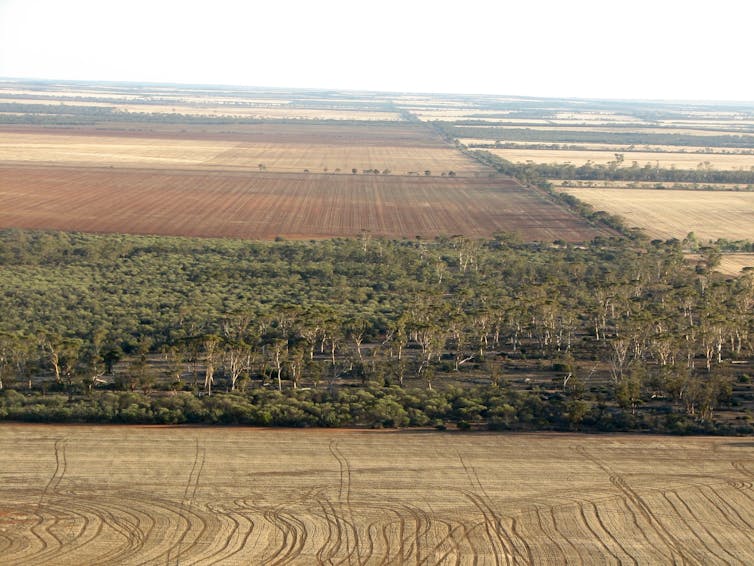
[0,164,603,241]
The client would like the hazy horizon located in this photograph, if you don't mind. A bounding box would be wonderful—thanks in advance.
[1,0,753,103]
[3,75,754,107]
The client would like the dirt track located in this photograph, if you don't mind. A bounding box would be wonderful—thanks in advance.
[1,425,752,565]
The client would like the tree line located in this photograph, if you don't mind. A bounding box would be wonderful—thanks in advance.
[445,125,754,149]
[470,150,754,185]
[0,230,752,433]
[0,101,406,127]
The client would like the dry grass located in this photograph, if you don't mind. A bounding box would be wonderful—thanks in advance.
[0,127,482,175]
[687,253,754,275]
[560,187,754,240]
[0,131,236,167]
[1,425,752,565]
[717,254,754,275]
[487,148,754,170]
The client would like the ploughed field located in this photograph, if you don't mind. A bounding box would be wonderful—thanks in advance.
[0,165,600,240]
[0,123,603,241]
[1,425,752,565]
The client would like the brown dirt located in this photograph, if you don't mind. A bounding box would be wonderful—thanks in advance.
[0,122,449,147]
[0,164,603,241]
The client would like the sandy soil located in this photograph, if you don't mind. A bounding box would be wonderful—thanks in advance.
[0,425,751,565]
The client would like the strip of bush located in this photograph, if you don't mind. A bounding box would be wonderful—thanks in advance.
[2,387,750,435]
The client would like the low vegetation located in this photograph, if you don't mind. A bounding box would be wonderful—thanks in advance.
[469,149,754,186]
[448,125,754,149]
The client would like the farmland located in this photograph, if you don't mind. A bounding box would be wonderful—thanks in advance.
[0,85,608,241]
[717,253,754,275]
[0,164,601,240]
[0,85,403,121]
[0,124,484,175]
[559,187,754,241]
[460,140,754,155]
[4,81,754,244]
[484,147,754,170]
[3,50,754,566]
[1,425,752,565]
[424,96,754,270]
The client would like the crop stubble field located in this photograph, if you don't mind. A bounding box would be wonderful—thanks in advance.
[0,123,604,241]
[717,253,754,275]
[0,425,752,565]
[560,187,754,241]
[0,124,482,175]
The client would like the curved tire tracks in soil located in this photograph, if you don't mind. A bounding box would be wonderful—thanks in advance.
[577,446,705,565]
[164,437,206,566]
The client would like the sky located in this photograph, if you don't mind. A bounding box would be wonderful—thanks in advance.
[0,0,752,102]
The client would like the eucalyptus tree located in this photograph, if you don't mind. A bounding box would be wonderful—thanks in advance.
[268,338,288,392]
[343,315,369,364]
[221,313,255,391]
[0,333,20,390]
[446,308,475,371]
[729,273,754,356]
[286,344,306,389]
[60,338,84,396]
[201,334,221,396]
[79,342,106,394]
[296,305,332,360]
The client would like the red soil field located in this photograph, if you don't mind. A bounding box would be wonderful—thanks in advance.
[0,164,603,241]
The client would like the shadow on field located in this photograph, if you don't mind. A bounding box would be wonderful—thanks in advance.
[721,441,754,448]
